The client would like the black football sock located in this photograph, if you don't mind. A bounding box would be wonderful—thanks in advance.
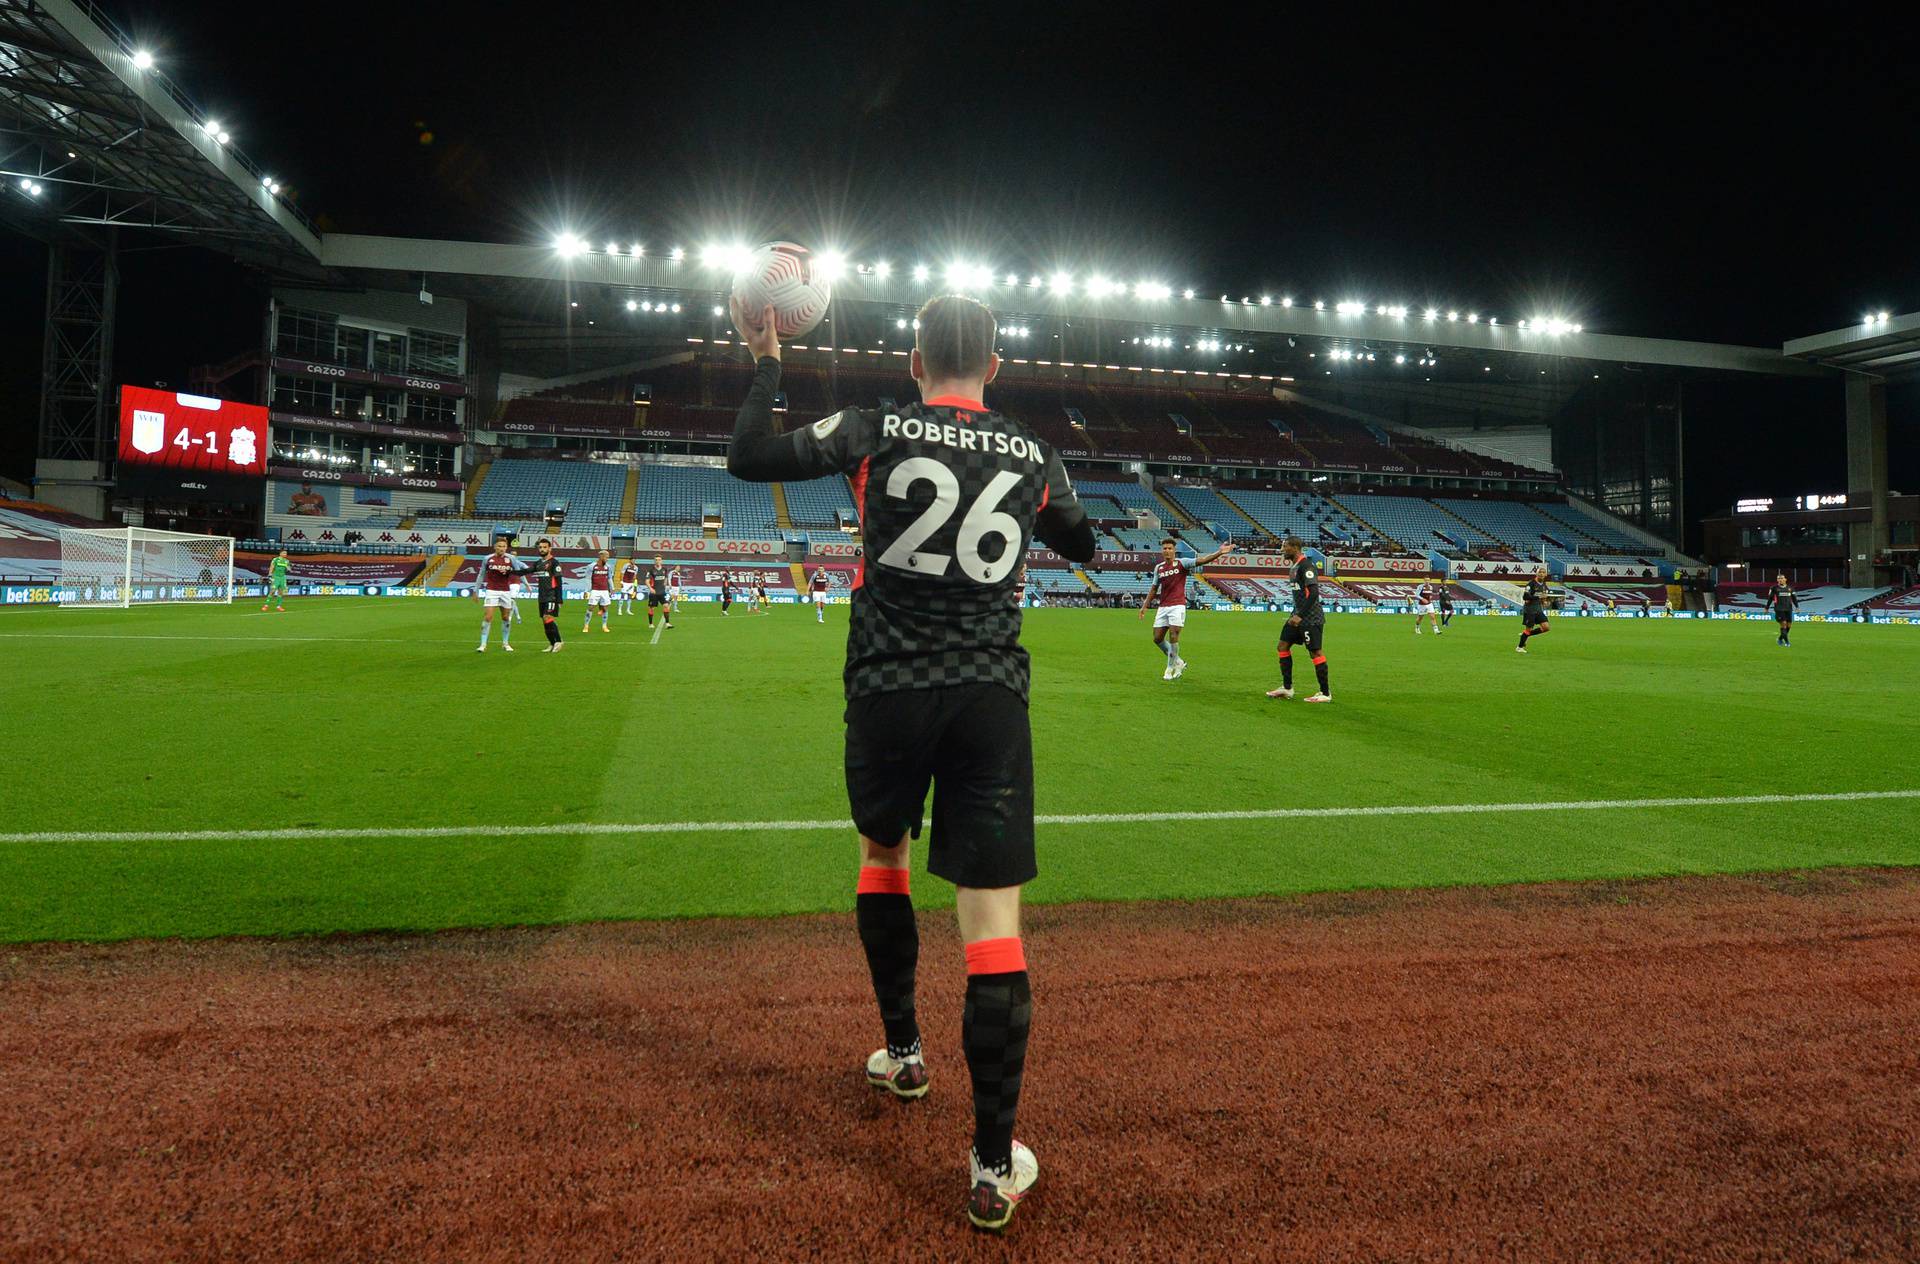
[1315,656,1330,695]
[1279,649,1294,689]
[963,938,1030,1173]
[1519,630,1530,648]
[855,867,920,1057]
[543,617,560,645]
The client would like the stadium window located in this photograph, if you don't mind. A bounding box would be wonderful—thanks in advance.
[333,325,370,368]
[370,331,407,373]
[370,388,407,422]
[407,329,462,377]
[274,308,337,361]
[410,393,457,426]
[272,376,332,414]
[330,384,368,420]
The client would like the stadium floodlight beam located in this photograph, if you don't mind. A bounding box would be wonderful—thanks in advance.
[554,233,585,258]
[1005,272,1020,287]
[1029,275,1044,288]
[669,246,685,261]
[1259,295,1272,306]
[1313,299,1324,310]
[1281,297,1293,308]
[1051,271,1074,294]
[814,250,847,282]
[625,299,637,311]
[874,260,892,279]
[131,49,154,70]
[605,241,619,255]
[629,242,643,256]
[1425,308,1438,320]
[912,263,930,281]
[1447,310,1459,321]
[1183,288,1195,300]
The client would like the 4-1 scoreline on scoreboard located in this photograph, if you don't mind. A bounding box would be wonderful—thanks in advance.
[116,385,268,501]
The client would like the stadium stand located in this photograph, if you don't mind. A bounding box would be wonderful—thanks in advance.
[1070,476,1162,517]
[1220,488,1377,547]
[631,465,778,530]
[474,459,626,520]
[1432,498,1585,561]
[782,476,857,527]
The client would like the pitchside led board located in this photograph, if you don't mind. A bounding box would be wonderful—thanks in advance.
[116,385,268,501]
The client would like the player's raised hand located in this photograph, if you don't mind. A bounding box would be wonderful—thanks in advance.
[731,297,781,362]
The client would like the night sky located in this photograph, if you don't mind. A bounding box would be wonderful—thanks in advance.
[3,2,1914,534]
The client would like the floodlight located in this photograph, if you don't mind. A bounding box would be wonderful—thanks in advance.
[874,260,892,278]
[671,303,682,313]
[815,250,847,282]
[1051,272,1074,294]
[640,301,651,311]
[131,49,153,70]
[554,233,584,258]
[1281,297,1293,308]
[1313,300,1325,310]
[712,305,723,316]
[912,263,930,281]
[1425,308,1438,320]
[669,245,685,261]
[1466,313,1479,323]
[1260,295,1272,306]
[1005,272,1019,287]
[1183,288,1195,300]
[625,299,638,311]
[1880,311,1892,322]
[629,243,644,256]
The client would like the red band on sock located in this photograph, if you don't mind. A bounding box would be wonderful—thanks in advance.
[965,936,1026,976]
[1311,655,1327,666]
[1277,648,1292,659]
[856,865,910,896]
[1532,625,1550,635]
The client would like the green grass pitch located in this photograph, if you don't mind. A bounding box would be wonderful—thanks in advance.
[2,598,1916,942]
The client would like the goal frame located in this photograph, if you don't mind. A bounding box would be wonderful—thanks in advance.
[59,526,237,609]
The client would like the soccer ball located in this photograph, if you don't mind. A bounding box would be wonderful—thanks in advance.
[731,242,832,339]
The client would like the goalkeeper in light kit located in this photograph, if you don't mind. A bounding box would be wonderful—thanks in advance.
[263,549,290,612]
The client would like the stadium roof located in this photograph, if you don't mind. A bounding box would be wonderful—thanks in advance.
[318,234,1828,380]
[1783,311,1920,380]
[0,0,326,277]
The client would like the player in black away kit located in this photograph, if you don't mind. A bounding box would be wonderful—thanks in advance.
[1266,535,1331,702]
[1769,573,1801,646]
[528,538,565,652]
[1517,568,1551,653]
[644,554,673,629]
[729,292,1095,1233]
[1438,584,1455,628]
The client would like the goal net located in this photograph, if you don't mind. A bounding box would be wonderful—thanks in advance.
[59,527,236,608]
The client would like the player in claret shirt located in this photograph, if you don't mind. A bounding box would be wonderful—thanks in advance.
[474,538,530,652]
[618,559,640,615]
[1413,580,1441,635]
[1266,535,1331,702]
[810,566,831,623]
[728,292,1096,1234]
[583,549,614,633]
[1137,536,1232,680]
[1517,567,1552,654]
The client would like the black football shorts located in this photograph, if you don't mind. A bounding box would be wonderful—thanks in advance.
[1279,619,1325,655]
[1523,602,1547,626]
[844,682,1036,890]
[540,595,562,617]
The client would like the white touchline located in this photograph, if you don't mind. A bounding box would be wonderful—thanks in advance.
[3,789,1917,846]
[650,618,665,646]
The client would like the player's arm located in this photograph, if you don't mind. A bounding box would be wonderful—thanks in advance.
[1196,544,1233,566]
[725,300,876,483]
[1138,579,1157,619]
[1033,448,1096,563]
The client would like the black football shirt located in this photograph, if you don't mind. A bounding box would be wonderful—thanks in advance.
[730,359,1089,700]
